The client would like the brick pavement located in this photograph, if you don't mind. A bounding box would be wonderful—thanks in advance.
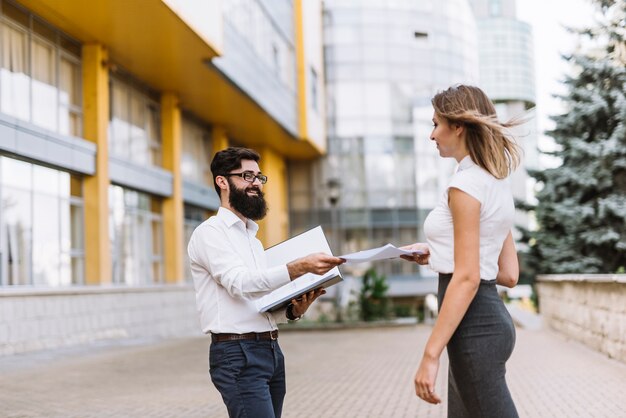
[0,325,625,417]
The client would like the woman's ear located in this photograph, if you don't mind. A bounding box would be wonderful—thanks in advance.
[454,123,465,138]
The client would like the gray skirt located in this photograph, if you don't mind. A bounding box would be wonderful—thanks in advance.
[438,273,519,418]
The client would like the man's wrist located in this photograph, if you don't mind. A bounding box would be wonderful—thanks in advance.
[286,260,304,281]
[286,304,302,321]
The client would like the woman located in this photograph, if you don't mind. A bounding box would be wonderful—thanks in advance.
[402,84,521,417]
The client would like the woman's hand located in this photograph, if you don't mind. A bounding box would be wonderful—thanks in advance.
[400,243,430,265]
[414,354,442,405]
[290,289,326,317]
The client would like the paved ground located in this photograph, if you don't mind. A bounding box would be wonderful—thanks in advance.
[0,325,625,418]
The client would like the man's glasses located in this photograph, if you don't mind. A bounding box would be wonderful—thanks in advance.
[224,171,268,184]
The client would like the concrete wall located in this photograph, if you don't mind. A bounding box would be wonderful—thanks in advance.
[536,274,626,363]
[0,286,201,356]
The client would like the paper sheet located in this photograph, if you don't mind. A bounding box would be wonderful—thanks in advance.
[339,243,424,264]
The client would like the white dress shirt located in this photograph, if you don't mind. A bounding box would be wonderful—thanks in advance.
[423,156,515,280]
[187,207,291,334]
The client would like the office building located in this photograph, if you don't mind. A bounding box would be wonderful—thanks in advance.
[0,0,325,355]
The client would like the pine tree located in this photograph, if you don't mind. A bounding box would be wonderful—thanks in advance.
[523,0,626,274]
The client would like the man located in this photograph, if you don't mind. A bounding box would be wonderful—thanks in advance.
[188,147,344,418]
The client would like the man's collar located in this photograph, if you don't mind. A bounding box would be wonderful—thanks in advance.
[217,207,259,233]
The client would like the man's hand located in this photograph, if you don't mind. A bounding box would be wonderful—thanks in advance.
[399,243,430,265]
[290,289,326,318]
[287,252,345,280]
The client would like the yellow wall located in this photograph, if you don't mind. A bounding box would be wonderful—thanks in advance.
[257,147,289,247]
[161,93,184,283]
[82,44,111,285]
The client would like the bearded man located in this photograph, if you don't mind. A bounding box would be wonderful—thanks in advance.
[187,147,344,418]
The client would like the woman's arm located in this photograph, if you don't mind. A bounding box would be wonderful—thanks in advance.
[414,187,481,404]
[496,231,519,288]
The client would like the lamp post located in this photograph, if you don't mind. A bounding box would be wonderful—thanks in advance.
[326,178,341,255]
[327,178,343,322]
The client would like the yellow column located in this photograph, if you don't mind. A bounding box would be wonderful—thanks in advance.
[82,44,111,285]
[258,147,289,247]
[212,125,229,154]
[294,0,308,139]
[161,93,184,283]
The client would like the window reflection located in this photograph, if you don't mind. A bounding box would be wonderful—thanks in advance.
[0,4,82,136]
[109,185,163,285]
[183,205,211,283]
[31,37,57,131]
[109,76,162,167]
[0,156,84,286]
[222,0,296,91]
[181,116,212,185]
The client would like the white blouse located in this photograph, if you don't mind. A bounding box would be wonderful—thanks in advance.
[423,156,514,280]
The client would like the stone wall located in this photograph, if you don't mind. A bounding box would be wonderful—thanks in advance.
[0,285,202,356]
[536,274,626,363]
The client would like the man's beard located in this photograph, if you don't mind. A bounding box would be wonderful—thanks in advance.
[228,178,268,221]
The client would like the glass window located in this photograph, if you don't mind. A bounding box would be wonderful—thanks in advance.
[109,184,163,285]
[0,156,84,286]
[489,0,502,17]
[0,3,82,136]
[181,116,212,185]
[109,76,161,167]
[183,204,211,283]
[59,56,82,136]
[31,37,57,132]
[222,0,296,91]
[0,21,30,121]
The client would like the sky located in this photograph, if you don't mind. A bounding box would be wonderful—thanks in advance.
[515,0,598,158]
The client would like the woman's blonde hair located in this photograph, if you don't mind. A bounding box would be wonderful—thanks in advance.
[431,84,522,179]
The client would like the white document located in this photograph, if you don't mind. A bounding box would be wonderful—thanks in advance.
[257,226,342,313]
[339,243,424,264]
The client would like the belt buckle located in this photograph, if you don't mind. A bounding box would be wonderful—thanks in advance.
[270,330,277,340]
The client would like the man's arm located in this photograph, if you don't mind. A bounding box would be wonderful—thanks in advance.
[190,226,344,299]
[190,225,291,298]
[286,253,345,280]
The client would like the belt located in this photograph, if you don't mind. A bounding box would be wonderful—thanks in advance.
[211,330,278,343]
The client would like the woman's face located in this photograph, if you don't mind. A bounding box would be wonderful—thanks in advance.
[430,113,465,160]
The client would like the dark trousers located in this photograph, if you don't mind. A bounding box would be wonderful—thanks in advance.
[438,273,519,418]
[209,339,286,418]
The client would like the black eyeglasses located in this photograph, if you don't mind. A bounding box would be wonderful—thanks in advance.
[223,171,268,184]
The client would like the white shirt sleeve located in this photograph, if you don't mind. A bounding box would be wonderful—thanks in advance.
[448,169,486,205]
[189,225,291,299]
[270,308,289,325]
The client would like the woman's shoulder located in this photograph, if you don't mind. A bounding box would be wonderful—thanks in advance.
[450,164,493,186]
[463,164,507,185]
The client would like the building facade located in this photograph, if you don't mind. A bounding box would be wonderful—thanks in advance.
[0,0,325,355]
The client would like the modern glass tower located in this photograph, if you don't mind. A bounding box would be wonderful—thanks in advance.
[288,0,479,296]
[469,0,538,231]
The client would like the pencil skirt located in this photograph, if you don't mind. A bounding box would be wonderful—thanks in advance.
[438,273,519,418]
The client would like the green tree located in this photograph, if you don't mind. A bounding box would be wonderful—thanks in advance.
[522,0,626,274]
[359,268,390,321]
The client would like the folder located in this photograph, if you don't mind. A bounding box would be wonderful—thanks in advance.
[257,226,342,313]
